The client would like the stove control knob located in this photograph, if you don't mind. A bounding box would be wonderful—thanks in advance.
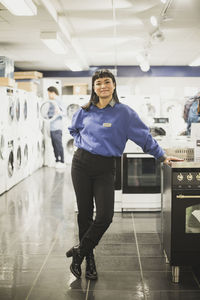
[177,173,183,181]
[187,173,193,181]
[196,173,200,181]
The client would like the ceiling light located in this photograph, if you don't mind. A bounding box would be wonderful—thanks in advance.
[0,0,37,16]
[189,56,200,67]
[140,61,150,72]
[150,16,158,27]
[151,29,165,43]
[40,32,67,54]
[160,0,167,3]
[65,59,83,72]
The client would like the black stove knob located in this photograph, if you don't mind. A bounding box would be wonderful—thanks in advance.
[187,173,193,181]
[177,173,183,181]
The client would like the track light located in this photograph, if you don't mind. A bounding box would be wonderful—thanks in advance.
[150,16,158,27]
[136,53,150,72]
[140,61,150,72]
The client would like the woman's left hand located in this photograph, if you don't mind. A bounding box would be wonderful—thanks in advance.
[163,156,184,166]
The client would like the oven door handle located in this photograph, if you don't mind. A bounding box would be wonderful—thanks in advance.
[176,195,200,199]
[126,153,153,158]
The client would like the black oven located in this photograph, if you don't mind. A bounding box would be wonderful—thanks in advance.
[122,153,161,193]
[162,163,200,283]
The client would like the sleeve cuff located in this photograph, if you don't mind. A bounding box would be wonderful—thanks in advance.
[157,154,167,163]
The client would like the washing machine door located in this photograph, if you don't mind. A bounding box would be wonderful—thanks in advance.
[40,101,60,121]
[66,138,75,155]
[16,145,22,169]
[8,148,14,177]
[24,144,28,166]
[16,96,20,122]
[24,98,28,120]
[8,96,15,123]
[66,104,80,120]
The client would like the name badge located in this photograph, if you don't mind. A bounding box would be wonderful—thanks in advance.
[103,123,112,127]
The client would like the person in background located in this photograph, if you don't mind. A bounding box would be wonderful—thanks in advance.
[186,91,200,135]
[47,86,65,168]
[66,69,183,280]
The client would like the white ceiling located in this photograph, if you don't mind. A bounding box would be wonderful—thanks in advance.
[0,0,200,71]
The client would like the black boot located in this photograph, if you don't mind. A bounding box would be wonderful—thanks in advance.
[66,245,85,279]
[85,251,98,280]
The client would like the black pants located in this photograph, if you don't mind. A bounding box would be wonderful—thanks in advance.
[50,130,64,163]
[71,148,115,255]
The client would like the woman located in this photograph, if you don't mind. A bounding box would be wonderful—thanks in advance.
[66,69,182,280]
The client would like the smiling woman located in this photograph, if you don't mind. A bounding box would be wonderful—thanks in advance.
[66,69,183,280]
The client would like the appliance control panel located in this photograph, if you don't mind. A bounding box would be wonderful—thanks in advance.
[173,171,200,189]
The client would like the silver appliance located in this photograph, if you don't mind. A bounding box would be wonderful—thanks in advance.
[122,153,161,211]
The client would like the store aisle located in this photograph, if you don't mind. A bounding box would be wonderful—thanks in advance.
[0,166,200,300]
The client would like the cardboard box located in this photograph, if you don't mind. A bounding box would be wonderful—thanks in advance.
[17,81,38,93]
[14,71,43,79]
[63,83,88,95]
[0,77,15,87]
[0,56,14,78]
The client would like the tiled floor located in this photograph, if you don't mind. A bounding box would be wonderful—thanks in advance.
[0,166,200,300]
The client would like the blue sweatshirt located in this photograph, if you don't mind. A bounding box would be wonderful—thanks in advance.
[68,102,165,159]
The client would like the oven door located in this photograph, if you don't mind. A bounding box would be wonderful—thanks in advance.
[172,191,200,253]
[122,153,161,193]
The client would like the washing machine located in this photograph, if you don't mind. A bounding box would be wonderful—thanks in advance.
[0,87,8,124]
[37,133,44,169]
[63,133,76,165]
[6,139,16,191]
[14,136,24,185]
[62,95,89,164]
[0,124,7,194]
[62,95,89,127]
[0,87,16,141]
[21,136,31,179]
[15,89,29,137]
[29,130,44,173]
[43,130,56,167]
[39,78,62,100]
[120,94,160,127]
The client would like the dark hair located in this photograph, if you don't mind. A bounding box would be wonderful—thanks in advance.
[47,86,59,96]
[82,69,119,110]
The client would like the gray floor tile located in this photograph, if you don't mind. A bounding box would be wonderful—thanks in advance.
[0,270,38,300]
[96,256,140,271]
[89,271,142,291]
[96,243,138,256]
[29,268,88,293]
[0,255,46,271]
[29,289,87,300]
[139,244,164,257]
[145,291,200,300]
[136,233,161,244]
[100,232,135,244]
[87,290,145,300]
[143,271,199,291]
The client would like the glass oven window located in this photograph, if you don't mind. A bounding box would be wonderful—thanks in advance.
[186,204,200,233]
[127,158,160,187]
